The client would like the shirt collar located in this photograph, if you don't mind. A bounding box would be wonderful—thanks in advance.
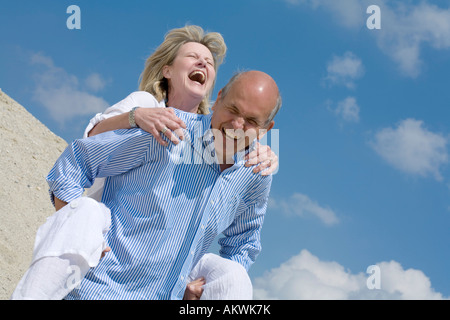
[200,128,257,169]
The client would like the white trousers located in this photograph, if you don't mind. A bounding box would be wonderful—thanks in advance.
[11,197,252,300]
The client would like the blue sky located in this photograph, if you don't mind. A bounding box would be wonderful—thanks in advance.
[1,0,449,299]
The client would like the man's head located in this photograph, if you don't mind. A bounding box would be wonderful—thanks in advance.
[210,70,282,163]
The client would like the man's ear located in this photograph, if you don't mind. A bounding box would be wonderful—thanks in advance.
[257,120,274,140]
[211,90,222,111]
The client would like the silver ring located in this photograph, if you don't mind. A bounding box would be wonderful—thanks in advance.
[161,126,168,134]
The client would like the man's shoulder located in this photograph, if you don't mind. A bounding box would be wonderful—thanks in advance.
[83,127,152,145]
[233,165,272,202]
[245,166,273,186]
[171,109,212,136]
[172,108,211,120]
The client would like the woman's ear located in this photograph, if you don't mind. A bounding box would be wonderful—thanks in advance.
[162,65,171,79]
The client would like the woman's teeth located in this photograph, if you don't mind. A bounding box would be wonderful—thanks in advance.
[188,70,206,84]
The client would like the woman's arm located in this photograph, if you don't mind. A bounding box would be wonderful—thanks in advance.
[84,91,185,145]
[88,107,186,146]
[88,112,130,137]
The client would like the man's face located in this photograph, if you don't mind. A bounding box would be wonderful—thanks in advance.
[210,80,275,163]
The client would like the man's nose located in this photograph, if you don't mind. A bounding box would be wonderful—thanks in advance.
[231,117,245,130]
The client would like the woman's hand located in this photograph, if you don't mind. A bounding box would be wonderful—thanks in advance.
[244,141,279,175]
[135,108,187,146]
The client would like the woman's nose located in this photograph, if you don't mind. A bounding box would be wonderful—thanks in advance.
[196,57,207,67]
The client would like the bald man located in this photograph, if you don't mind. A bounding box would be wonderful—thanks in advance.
[14,71,282,300]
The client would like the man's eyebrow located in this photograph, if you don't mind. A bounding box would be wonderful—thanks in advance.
[229,104,239,112]
[247,116,260,124]
[229,104,261,125]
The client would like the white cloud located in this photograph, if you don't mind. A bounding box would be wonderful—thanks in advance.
[371,119,448,181]
[325,52,364,89]
[287,0,450,78]
[30,52,110,124]
[253,249,447,300]
[375,1,450,78]
[84,73,108,92]
[269,193,339,226]
[334,96,360,123]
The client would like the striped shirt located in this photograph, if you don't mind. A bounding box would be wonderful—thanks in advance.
[46,108,272,300]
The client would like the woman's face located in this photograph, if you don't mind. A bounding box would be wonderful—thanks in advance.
[163,42,216,104]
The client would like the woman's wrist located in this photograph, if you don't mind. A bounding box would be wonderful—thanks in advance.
[129,107,140,128]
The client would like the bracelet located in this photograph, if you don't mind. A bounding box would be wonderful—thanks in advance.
[129,107,139,128]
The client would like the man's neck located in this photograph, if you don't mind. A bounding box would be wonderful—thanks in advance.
[219,163,233,172]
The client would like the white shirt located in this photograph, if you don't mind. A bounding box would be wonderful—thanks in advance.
[83,91,165,139]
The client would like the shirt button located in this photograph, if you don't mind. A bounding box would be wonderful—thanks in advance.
[70,200,79,209]
[180,276,184,280]
[201,224,205,230]
[210,200,214,205]
[190,250,194,255]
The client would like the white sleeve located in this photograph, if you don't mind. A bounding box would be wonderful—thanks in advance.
[82,91,164,138]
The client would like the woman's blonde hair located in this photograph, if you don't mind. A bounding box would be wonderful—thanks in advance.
[139,25,227,115]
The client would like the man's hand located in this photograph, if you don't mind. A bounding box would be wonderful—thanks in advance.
[101,246,111,259]
[54,197,68,211]
[183,277,206,300]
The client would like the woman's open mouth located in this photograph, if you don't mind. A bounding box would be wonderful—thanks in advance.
[188,70,206,85]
